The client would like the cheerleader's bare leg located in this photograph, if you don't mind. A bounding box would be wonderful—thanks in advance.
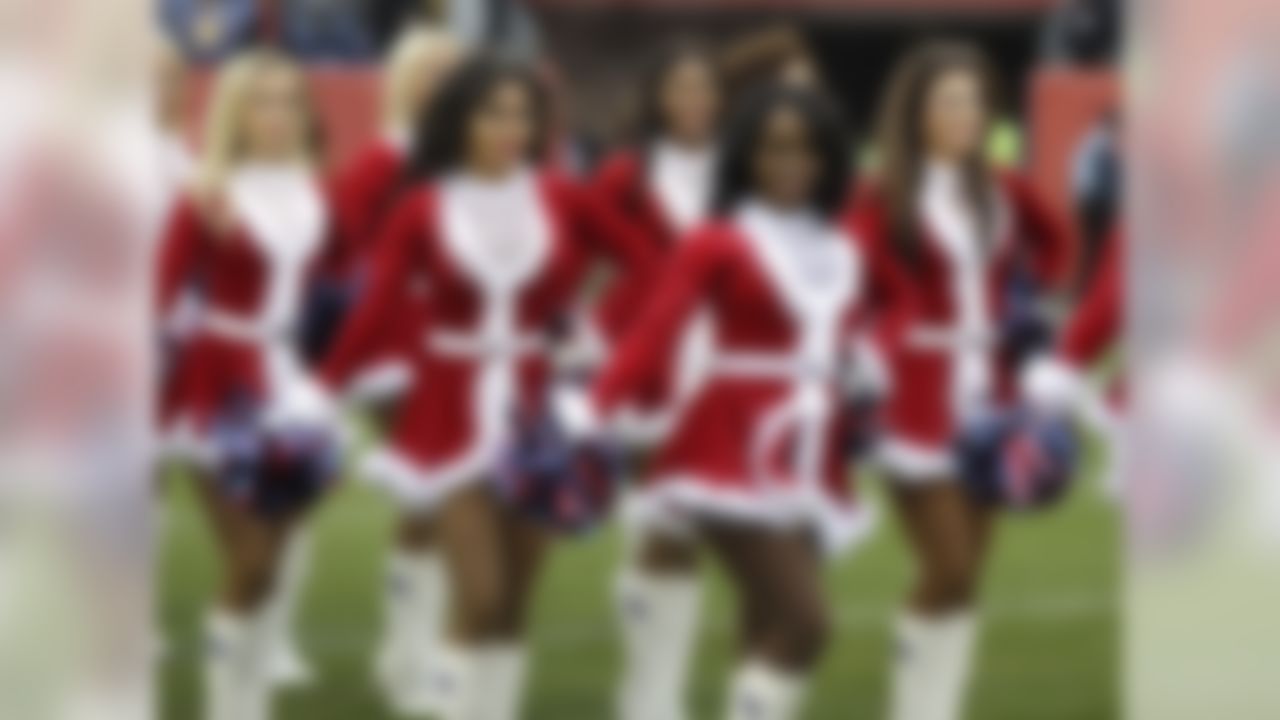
[193,473,300,720]
[432,484,550,720]
[703,522,830,720]
[887,478,996,720]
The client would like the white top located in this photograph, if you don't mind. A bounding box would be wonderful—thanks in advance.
[226,162,329,428]
[650,139,716,235]
[918,160,993,419]
[228,162,326,333]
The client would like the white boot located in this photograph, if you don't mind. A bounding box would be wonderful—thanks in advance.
[433,643,528,720]
[615,568,701,720]
[264,530,314,688]
[889,609,979,720]
[725,660,807,720]
[204,609,271,720]
[375,549,450,715]
[481,644,528,720]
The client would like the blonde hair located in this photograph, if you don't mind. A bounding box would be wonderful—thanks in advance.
[382,25,464,131]
[198,48,318,195]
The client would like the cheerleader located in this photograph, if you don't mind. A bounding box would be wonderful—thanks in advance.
[590,41,723,720]
[851,41,1073,720]
[562,85,910,720]
[156,50,346,720]
[328,26,464,712]
[319,56,656,720]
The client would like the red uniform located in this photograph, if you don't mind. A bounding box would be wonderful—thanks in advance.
[851,169,1074,480]
[321,169,657,509]
[157,166,349,459]
[328,137,423,396]
[588,146,716,438]
[588,203,914,553]
[1061,228,1121,367]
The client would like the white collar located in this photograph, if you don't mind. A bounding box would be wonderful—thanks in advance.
[439,167,549,295]
[736,199,858,333]
[650,139,716,234]
[738,200,825,244]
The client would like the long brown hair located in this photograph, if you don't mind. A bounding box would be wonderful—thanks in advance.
[874,40,1000,267]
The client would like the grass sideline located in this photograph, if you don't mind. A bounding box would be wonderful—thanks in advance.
[159,458,1117,719]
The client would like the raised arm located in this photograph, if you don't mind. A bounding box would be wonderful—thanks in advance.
[320,191,428,390]
[1060,228,1122,367]
[1005,172,1075,292]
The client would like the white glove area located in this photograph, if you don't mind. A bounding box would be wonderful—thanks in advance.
[845,338,892,400]
[552,384,600,441]
[1020,354,1083,416]
[265,371,340,433]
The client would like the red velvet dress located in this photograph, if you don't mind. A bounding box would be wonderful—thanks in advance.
[589,203,914,554]
[321,170,657,509]
[157,166,349,461]
[587,147,716,441]
[850,170,1074,481]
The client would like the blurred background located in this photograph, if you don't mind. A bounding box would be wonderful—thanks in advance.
[151,1,1122,719]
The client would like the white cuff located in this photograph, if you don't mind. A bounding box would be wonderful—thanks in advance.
[552,384,601,440]
[1020,354,1083,416]
[846,337,892,399]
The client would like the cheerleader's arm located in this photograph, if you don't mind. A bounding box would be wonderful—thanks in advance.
[569,175,662,295]
[155,199,208,339]
[1060,229,1122,368]
[588,231,724,420]
[1005,172,1076,291]
[319,191,425,391]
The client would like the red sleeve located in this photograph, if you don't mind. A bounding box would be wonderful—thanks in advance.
[320,191,428,389]
[566,173,660,282]
[314,177,363,278]
[845,198,917,357]
[329,147,401,268]
[1004,172,1075,291]
[1060,229,1122,367]
[155,198,207,318]
[591,229,726,415]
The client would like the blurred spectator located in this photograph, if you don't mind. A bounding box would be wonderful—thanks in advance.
[281,0,376,60]
[366,0,440,53]
[720,25,823,103]
[1041,0,1122,67]
[160,0,260,63]
[447,0,540,59]
[1072,109,1121,293]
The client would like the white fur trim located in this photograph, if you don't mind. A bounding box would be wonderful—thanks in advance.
[845,336,892,399]
[627,475,878,558]
[1020,354,1083,416]
[650,140,716,235]
[552,384,600,440]
[876,437,956,484]
[155,416,218,467]
[358,446,492,513]
[347,361,413,404]
[919,163,996,423]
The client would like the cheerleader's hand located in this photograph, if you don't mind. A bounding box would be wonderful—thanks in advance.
[267,375,341,433]
[1020,354,1083,417]
[845,338,892,402]
[162,292,204,345]
[552,384,602,441]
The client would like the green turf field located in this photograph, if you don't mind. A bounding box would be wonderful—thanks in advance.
[159,458,1117,719]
